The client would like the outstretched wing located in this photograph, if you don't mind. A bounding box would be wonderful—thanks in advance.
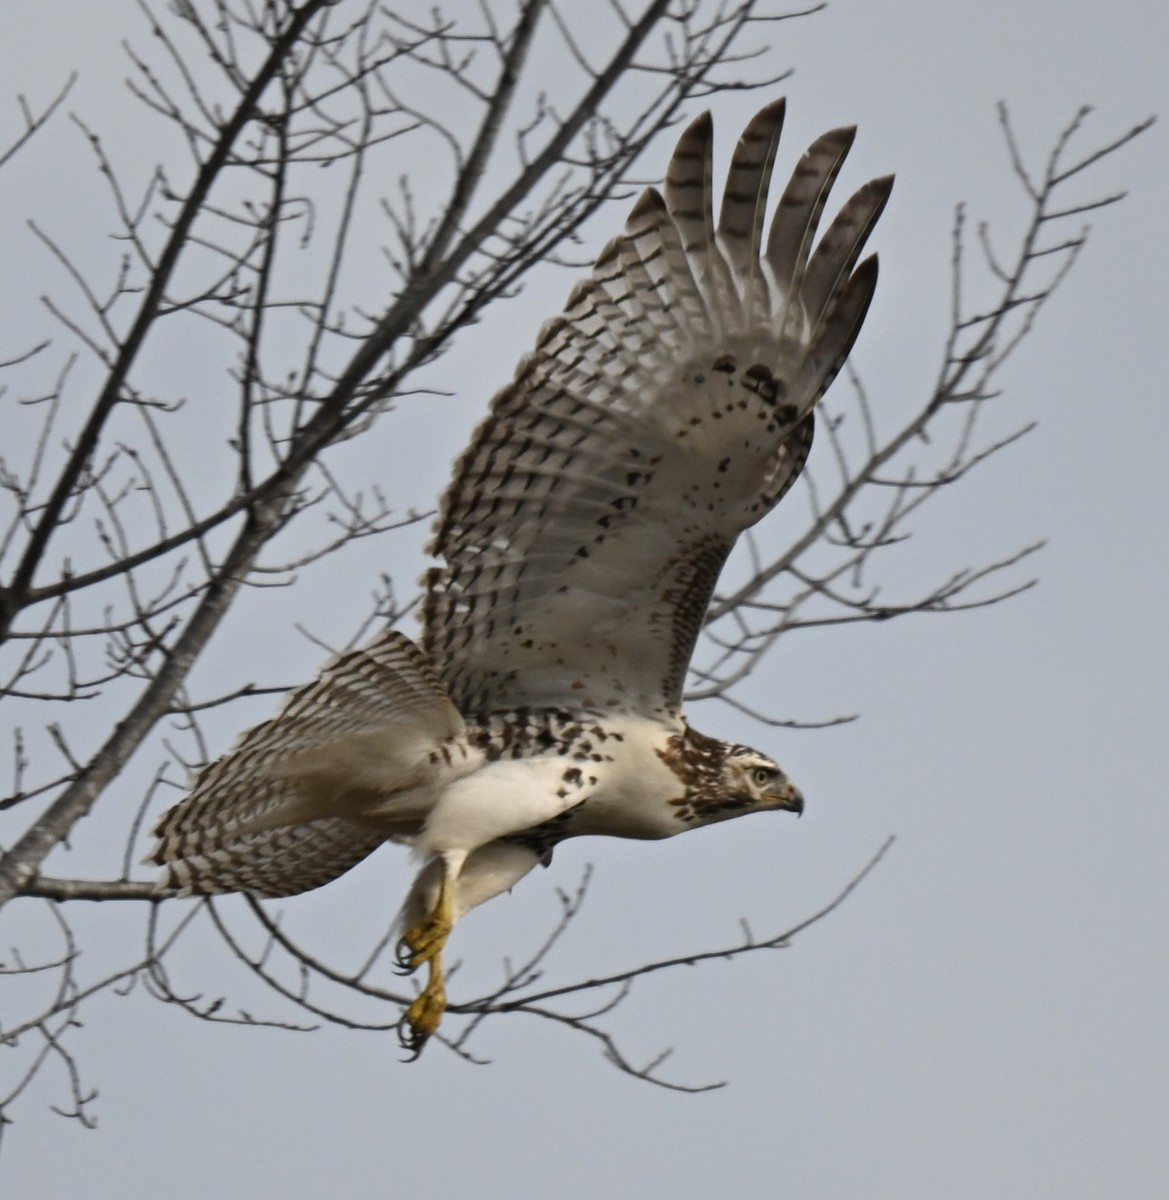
[148,631,470,896]
[424,100,891,719]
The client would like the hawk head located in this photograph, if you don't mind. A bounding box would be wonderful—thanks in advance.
[722,746,804,817]
[660,729,804,827]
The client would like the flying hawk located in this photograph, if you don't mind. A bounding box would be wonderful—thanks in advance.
[148,100,891,1053]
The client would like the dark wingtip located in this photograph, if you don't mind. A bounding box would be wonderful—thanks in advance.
[627,186,668,226]
[853,251,880,289]
[755,96,787,125]
[674,110,713,154]
[819,124,858,153]
[685,110,713,137]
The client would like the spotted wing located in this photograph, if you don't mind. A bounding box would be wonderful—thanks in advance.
[424,101,892,719]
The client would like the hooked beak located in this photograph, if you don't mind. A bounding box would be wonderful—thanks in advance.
[772,780,804,817]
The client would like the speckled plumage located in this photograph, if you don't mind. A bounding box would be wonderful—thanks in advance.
[147,101,889,1048]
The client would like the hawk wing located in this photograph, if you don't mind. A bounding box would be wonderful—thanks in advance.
[147,631,470,895]
[424,100,891,719]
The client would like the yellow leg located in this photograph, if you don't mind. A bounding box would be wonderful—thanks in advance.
[396,858,458,1056]
[398,953,446,1058]
[396,860,456,971]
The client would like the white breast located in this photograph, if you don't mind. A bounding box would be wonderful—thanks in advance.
[415,757,587,858]
[415,713,686,856]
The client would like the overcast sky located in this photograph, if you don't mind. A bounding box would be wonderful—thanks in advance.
[2,2,1167,1197]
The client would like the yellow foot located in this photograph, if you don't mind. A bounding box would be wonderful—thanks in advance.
[398,960,446,1060]
[395,863,456,973]
[395,907,453,973]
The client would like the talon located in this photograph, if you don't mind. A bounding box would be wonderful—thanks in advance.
[393,934,422,975]
[395,856,457,1051]
[398,961,447,1059]
[402,913,451,964]
[395,866,456,972]
[397,1014,430,1060]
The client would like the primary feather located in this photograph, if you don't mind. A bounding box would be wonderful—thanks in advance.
[424,101,891,719]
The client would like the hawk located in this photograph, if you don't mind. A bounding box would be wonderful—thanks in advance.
[148,100,891,1053]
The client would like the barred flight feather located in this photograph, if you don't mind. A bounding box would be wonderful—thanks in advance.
[425,102,890,719]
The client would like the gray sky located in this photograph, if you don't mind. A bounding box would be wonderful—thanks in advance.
[2,2,1167,1197]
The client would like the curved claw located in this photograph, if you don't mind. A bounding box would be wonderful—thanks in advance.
[395,857,456,1047]
[396,905,453,972]
[397,1013,430,1061]
[397,966,447,1060]
[393,935,421,976]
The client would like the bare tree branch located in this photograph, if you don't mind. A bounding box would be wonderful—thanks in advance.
[0,0,1151,1145]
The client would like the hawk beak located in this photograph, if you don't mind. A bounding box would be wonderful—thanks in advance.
[772,782,804,817]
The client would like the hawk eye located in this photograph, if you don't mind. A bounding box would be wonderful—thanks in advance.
[752,766,776,787]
